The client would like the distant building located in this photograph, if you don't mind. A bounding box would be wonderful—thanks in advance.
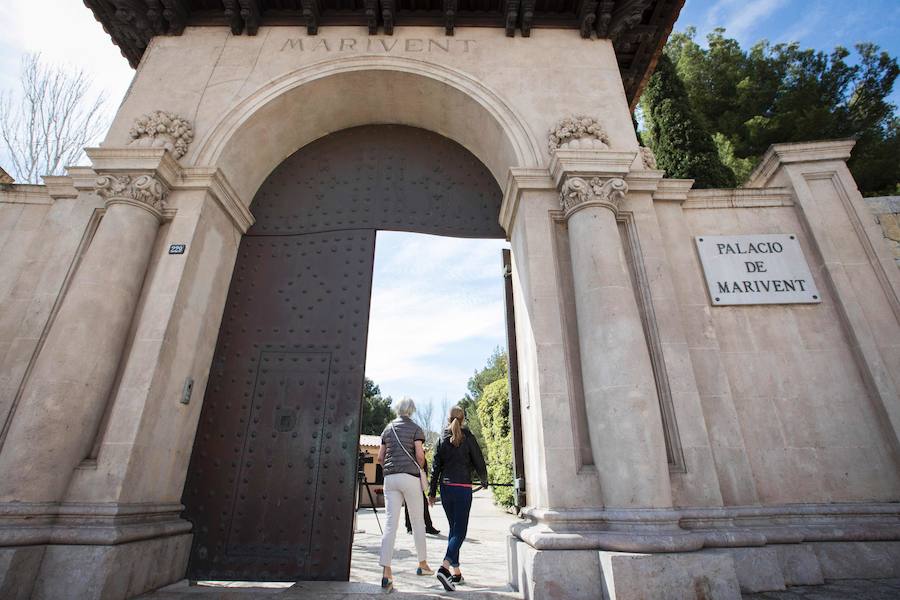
[358,434,384,509]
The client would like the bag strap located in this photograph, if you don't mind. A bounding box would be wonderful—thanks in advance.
[390,422,423,473]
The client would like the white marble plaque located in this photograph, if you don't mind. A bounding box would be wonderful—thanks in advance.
[695,234,821,306]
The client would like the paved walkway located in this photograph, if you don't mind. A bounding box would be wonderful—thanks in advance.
[141,490,521,599]
[139,494,900,599]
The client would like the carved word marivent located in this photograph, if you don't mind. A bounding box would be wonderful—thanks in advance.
[548,116,610,153]
[128,111,194,160]
[96,174,169,212]
[560,176,628,214]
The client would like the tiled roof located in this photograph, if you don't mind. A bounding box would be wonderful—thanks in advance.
[360,434,382,447]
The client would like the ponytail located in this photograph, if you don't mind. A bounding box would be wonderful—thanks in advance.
[448,405,466,447]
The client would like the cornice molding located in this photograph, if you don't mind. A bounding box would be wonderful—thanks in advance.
[549,149,636,188]
[81,148,254,232]
[747,139,856,188]
[624,169,665,193]
[42,176,79,200]
[179,167,256,233]
[85,147,182,189]
[0,184,53,206]
[651,178,694,203]
[499,167,555,235]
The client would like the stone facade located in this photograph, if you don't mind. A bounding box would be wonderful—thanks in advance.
[865,196,900,267]
[0,24,899,600]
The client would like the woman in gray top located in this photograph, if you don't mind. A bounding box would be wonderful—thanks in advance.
[376,397,434,590]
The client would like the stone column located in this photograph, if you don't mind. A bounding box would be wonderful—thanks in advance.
[560,172,672,509]
[0,172,167,503]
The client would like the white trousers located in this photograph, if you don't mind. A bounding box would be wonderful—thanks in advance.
[379,473,427,567]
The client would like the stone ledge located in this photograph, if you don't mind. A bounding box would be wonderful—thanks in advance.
[499,167,555,233]
[746,139,856,188]
[549,149,637,188]
[0,502,190,546]
[513,502,900,552]
[0,184,52,205]
[684,187,794,209]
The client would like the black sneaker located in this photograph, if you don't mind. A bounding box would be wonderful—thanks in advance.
[451,574,464,585]
[426,527,441,535]
[437,566,456,591]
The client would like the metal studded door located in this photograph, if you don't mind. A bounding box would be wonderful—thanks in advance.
[182,125,503,581]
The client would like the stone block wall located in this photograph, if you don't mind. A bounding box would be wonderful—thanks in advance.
[670,197,900,505]
[0,182,101,438]
[865,196,900,268]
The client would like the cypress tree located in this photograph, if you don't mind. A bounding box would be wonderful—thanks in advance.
[640,54,736,188]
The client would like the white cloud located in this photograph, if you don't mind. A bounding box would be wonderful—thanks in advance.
[1,1,133,112]
[705,0,742,28]
[777,5,826,45]
[722,0,788,41]
[365,233,508,403]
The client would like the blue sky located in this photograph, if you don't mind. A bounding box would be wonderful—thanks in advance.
[678,0,900,103]
[366,233,508,410]
[1,0,898,420]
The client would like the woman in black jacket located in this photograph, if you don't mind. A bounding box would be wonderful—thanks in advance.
[427,405,488,591]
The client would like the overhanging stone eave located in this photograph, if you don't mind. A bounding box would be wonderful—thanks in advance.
[83,0,686,107]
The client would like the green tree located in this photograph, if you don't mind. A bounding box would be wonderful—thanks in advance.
[360,377,395,434]
[477,378,515,507]
[463,346,508,403]
[459,346,509,442]
[662,28,900,195]
[640,53,737,188]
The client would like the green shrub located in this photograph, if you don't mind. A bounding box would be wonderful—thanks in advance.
[477,378,514,508]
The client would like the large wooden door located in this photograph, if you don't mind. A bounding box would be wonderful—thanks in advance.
[182,125,503,581]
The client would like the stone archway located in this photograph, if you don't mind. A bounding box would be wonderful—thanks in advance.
[181,125,504,581]
[188,56,543,202]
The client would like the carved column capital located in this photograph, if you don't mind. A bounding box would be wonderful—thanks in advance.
[560,176,628,216]
[95,173,169,217]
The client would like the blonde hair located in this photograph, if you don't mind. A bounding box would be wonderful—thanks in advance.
[448,405,466,447]
[395,397,416,417]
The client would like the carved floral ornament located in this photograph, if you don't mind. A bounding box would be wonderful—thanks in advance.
[128,111,194,159]
[548,115,610,153]
[639,146,657,170]
[95,174,169,213]
[560,176,628,214]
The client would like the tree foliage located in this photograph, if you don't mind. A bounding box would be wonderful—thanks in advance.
[463,346,508,403]
[360,377,395,435]
[0,53,107,184]
[640,53,737,188]
[652,28,900,196]
[477,378,515,508]
[461,348,513,507]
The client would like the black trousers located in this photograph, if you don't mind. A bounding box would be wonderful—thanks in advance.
[404,491,434,531]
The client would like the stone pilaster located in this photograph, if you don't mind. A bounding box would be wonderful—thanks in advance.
[0,151,176,504]
[551,148,672,509]
[747,140,900,464]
